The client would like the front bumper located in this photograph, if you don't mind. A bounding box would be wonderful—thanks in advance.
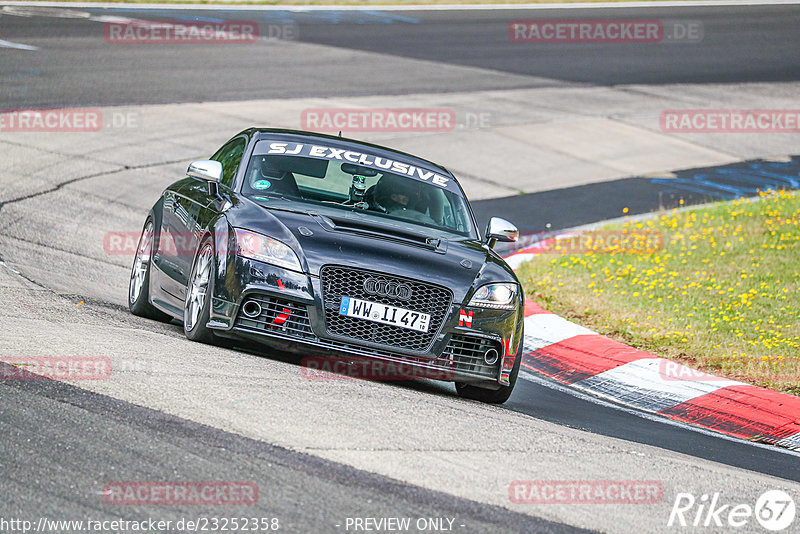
[208,256,523,386]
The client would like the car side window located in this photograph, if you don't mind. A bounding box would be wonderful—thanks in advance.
[212,137,247,188]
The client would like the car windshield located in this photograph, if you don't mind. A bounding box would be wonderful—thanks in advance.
[241,139,477,239]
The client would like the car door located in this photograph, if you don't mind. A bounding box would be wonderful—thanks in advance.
[150,187,192,309]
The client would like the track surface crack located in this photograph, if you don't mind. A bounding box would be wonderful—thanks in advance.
[0,156,196,212]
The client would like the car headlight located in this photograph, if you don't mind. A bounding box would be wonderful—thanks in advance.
[234,228,302,272]
[468,283,518,310]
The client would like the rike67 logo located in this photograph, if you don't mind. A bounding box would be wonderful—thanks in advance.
[668,490,796,531]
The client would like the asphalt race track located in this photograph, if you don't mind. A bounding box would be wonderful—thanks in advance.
[1,4,800,107]
[1,3,800,533]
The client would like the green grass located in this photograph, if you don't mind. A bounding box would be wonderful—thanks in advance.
[517,190,800,395]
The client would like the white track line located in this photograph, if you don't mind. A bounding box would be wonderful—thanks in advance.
[0,38,38,50]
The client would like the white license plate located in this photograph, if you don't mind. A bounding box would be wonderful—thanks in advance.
[338,297,430,333]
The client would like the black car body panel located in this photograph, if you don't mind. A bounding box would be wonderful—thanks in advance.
[142,129,524,390]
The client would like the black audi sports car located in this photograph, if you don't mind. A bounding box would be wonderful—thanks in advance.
[129,129,523,403]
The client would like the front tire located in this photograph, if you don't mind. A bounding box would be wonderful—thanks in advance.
[128,218,172,322]
[183,237,217,344]
[456,336,522,404]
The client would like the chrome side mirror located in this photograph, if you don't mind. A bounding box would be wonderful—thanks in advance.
[485,217,519,249]
[187,160,222,182]
[187,160,222,196]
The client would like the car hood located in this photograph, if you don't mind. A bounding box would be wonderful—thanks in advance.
[229,199,517,303]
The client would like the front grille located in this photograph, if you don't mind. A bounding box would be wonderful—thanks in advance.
[235,294,314,339]
[320,265,453,352]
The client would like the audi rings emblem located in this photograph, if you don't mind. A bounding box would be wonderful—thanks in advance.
[363,277,412,301]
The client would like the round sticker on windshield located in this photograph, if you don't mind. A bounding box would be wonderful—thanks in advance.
[253,179,271,190]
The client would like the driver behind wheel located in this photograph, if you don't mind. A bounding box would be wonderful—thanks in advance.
[374,175,439,225]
